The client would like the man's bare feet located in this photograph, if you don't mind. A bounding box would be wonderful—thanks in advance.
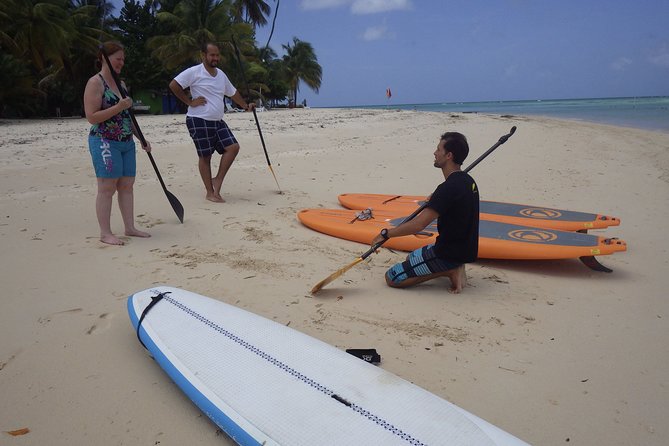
[447,265,467,294]
[212,176,224,195]
[206,193,225,203]
[100,234,124,245]
[125,228,151,238]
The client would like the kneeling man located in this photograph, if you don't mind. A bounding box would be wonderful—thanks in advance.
[371,132,479,293]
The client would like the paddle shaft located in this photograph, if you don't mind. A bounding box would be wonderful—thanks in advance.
[100,48,185,223]
[230,35,282,191]
[360,126,517,260]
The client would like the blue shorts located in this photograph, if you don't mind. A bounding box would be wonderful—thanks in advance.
[386,244,462,286]
[186,116,238,158]
[88,136,136,178]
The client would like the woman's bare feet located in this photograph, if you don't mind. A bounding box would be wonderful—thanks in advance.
[125,228,151,238]
[100,234,124,245]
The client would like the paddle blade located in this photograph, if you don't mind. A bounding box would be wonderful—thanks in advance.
[166,190,185,223]
[311,257,365,294]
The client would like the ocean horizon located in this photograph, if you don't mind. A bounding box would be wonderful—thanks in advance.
[347,96,669,133]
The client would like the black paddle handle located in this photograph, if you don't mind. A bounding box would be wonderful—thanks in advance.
[363,125,518,257]
[231,35,273,166]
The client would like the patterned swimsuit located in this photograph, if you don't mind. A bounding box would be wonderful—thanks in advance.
[89,74,133,141]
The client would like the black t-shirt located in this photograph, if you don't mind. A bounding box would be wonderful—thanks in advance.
[426,171,479,262]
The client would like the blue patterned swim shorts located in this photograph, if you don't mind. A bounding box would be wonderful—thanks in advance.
[386,244,462,286]
[88,136,136,178]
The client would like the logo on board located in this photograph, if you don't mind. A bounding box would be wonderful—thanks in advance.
[519,208,562,219]
[508,229,558,243]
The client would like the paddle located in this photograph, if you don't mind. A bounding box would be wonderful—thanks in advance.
[310,126,517,294]
[100,47,185,224]
[230,34,283,194]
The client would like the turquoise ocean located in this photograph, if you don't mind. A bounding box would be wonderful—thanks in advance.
[357,96,669,133]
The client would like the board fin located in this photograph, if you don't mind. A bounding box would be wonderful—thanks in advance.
[579,256,613,273]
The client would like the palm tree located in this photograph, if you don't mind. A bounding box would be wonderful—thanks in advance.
[2,0,74,72]
[0,53,43,116]
[148,0,251,70]
[282,37,321,106]
[0,0,105,115]
[231,0,270,27]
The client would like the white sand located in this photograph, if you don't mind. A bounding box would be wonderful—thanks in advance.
[1,108,668,445]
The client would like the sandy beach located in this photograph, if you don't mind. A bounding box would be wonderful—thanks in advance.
[1,108,668,445]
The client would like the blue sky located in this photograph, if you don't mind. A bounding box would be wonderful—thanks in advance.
[112,0,669,107]
[253,0,669,106]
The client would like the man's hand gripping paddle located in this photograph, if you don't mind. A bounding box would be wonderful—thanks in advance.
[100,46,185,223]
[310,126,517,294]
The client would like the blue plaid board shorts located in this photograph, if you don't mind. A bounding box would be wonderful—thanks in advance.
[386,244,462,286]
[186,116,238,158]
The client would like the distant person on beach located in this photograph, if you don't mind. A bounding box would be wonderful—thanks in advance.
[370,132,479,292]
[83,41,151,246]
[169,42,254,203]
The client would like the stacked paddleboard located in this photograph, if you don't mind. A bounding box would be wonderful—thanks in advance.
[298,193,626,269]
[128,286,530,445]
[338,193,620,232]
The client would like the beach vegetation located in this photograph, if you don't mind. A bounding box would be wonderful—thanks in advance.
[0,0,321,117]
[282,37,322,107]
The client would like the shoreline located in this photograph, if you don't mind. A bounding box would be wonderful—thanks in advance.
[341,96,669,134]
[1,108,668,445]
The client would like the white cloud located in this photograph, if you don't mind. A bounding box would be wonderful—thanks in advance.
[362,25,390,41]
[504,64,518,77]
[351,0,412,14]
[649,44,669,68]
[300,0,412,14]
[611,57,632,71]
[300,0,349,10]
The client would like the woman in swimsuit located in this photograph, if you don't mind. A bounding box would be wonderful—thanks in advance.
[83,41,151,245]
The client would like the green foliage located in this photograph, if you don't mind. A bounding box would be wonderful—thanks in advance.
[0,0,321,116]
[282,37,322,105]
[114,0,172,93]
[0,52,44,117]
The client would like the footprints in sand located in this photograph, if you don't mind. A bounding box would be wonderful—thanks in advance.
[38,307,83,324]
[136,214,165,229]
[308,306,471,344]
[85,312,113,335]
[242,226,275,244]
[151,233,303,278]
[37,308,113,335]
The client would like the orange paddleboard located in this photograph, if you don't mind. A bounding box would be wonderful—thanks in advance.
[298,208,626,261]
[338,193,620,232]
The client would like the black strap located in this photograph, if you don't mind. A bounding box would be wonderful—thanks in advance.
[346,348,381,364]
[136,291,170,349]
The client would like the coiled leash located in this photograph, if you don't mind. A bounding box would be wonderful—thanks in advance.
[136,291,170,349]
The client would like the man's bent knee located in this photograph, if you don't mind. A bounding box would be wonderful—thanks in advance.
[224,143,240,156]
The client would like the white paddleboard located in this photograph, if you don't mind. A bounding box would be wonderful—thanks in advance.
[127,286,530,445]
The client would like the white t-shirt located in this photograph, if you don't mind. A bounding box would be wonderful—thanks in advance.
[173,64,237,121]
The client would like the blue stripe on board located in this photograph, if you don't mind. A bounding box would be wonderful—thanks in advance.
[388,218,599,247]
[480,201,597,222]
[127,296,264,446]
[131,292,429,446]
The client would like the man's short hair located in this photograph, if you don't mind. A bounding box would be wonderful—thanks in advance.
[440,132,469,165]
[201,42,218,54]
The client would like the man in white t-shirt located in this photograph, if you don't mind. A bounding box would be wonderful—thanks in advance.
[169,42,254,203]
